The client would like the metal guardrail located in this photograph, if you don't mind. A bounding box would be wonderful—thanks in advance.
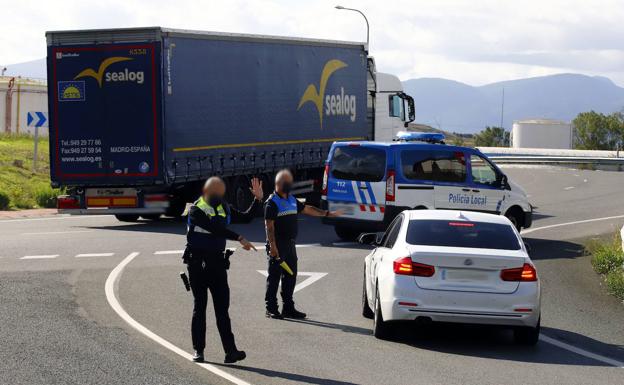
[484,155,624,171]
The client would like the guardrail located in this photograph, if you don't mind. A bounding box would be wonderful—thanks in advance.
[478,148,624,171]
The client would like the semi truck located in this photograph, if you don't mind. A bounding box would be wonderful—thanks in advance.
[46,27,414,221]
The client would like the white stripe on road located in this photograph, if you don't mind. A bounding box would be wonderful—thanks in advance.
[22,230,93,235]
[21,254,59,260]
[0,215,113,223]
[105,252,252,385]
[296,243,322,248]
[256,271,328,293]
[331,241,358,246]
[154,250,184,255]
[522,214,624,235]
[76,253,114,258]
[540,335,624,368]
[563,186,575,190]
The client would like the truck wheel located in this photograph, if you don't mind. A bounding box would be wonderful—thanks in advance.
[165,199,186,218]
[335,225,360,241]
[233,177,253,211]
[115,214,139,222]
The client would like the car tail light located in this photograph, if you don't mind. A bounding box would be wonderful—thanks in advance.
[385,169,396,202]
[500,263,538,282]
[57,195,80,210]
[393,257,435,277]
[321,164,330,196]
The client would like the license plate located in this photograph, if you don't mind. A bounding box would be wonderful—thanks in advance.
[330,204,355,215]
[86,188,138,208]
[441,268,489,282]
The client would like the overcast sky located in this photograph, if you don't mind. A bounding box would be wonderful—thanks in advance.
[1,0,623,86]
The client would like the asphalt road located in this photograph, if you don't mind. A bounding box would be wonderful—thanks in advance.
[1,166,623,385]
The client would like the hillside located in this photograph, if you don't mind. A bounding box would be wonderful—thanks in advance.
[404,74,624,133]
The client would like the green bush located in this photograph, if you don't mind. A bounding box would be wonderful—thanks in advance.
[587,236,624,275]
[0,191,9,210]
[34,185,60,208]
[605,269,624,301]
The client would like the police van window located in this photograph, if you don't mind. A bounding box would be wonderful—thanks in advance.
[470,155,498,186]
[401,150,466,183]
[330,146,386,182]
[388,95,404,120]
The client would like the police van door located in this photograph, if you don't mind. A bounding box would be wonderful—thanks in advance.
[326,145,387,222]
[467,154,506,213]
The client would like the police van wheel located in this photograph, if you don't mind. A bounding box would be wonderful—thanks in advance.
[115,214,139,222]
[335,225,360,241]
[505,208,523,232]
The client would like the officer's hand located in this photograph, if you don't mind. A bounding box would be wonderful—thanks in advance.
[250,177,264,201]
[328,209,345,217]
[239,237,257,251]
[269,247,279,259]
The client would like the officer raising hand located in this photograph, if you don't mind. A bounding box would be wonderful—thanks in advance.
[184,176,262,364]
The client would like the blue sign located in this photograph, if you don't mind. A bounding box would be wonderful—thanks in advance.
[27,111,48,128]
[58,81,86,102]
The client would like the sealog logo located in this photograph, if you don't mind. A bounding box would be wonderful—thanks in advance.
[297,59,357,129]
[74,57,144,87]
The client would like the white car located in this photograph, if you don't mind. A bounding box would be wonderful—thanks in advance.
[360,209,540,345]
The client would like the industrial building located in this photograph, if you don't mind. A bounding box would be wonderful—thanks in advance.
[511,119,573,149]
[0,76,48,136]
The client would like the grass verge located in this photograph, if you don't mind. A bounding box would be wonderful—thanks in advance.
[0,133,61,209]
[586,234,624,302]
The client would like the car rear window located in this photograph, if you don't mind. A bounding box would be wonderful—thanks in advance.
[401,150,466,183]
[406,220,521,250]
[330,146,386,182]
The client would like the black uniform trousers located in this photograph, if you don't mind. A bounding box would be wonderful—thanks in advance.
[265,239,298,311]
[187,253,236,354]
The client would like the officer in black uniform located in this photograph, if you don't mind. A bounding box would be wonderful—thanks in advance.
[264,169,342,319]
[185,176,263,363]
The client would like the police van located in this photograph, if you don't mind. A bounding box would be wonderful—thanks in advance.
[321,132,532,240]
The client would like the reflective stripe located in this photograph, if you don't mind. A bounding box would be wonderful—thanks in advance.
[193,227,212,234]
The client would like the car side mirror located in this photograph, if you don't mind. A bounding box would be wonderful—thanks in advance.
[524,242,532,255]
[358,232,380,246]
[500,174,509,190]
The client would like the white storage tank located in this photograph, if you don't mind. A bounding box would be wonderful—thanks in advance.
[0,76,48,136]
[511,119,572,149]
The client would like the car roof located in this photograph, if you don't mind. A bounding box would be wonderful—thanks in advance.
[404,209,512,226]
[332,141,474,153]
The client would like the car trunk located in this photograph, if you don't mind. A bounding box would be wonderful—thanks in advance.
[407,245,526,294]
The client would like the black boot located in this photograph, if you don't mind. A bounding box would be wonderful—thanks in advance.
[192,350,204,362]
[224,350,246,364]
[282,307,306,319]
[265,308,283,319]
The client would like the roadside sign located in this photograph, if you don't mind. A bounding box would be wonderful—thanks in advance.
[27,111,48,128]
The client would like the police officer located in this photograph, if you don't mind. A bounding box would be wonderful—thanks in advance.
[264,169,343,319]
[185,176,263,363]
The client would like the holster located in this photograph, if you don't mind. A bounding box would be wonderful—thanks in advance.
[182,246,192,264]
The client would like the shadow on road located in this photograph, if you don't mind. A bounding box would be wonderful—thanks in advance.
[522,237,585,260]
[210,362,360,385]
[282,318,372,336]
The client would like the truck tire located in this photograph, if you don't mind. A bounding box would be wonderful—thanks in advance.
[115,214,139,222]
[233,176,253,212]
[335,225,360,241]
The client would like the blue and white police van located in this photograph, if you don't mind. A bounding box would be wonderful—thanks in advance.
[321,132,532,240]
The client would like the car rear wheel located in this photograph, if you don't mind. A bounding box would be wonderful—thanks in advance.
[373,288,392,339]
[115,214,139,222]
[514,317,540,345]
[334,225,360,241]
[362,271,374,319]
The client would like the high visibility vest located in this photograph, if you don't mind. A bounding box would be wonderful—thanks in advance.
[186,197,231,251]
[192,197,228,233]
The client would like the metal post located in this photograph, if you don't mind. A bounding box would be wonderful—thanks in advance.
[335,6,370,51]
[33,126,38,173]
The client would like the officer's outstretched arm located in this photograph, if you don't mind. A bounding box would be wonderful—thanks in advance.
[302,205,344,218]
[189,206,240,241]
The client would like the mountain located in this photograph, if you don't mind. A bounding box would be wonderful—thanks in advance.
[1,58,46,80]
[403,74,624,133]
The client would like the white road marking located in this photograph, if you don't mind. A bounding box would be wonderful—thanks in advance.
[257,270,328,293]
[332,241,358,246]
[522,214,624,235]
[105,252,252,385]
[154,250,184,255]
[21,254,59,260]
[0,215,113,223]
[540,335,624,368]
[76,252,114,258]
[296,243,322,248]
[22,230,93,235]
[563,186,575,190]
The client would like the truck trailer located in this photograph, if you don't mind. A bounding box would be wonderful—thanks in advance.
[46,27,414,220]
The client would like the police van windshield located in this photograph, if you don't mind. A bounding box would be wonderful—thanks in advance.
[330,146,386,182]
[406,220,521,250]
[401,150,466,183]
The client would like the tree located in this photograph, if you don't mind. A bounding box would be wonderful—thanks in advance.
[573,111,624,150]
[474,126,510,147]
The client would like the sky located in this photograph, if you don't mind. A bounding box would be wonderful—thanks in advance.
[1,0,623,86]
